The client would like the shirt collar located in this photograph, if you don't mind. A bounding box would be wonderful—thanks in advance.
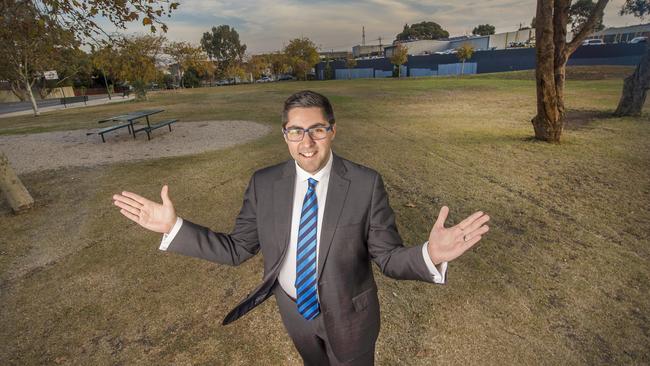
[295,150,333,183]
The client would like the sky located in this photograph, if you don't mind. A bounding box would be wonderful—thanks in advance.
[100,0,644,54]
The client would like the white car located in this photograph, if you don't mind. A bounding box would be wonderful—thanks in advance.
[255,76,273,83]
[582,39,604,46]
[630,36,647,44]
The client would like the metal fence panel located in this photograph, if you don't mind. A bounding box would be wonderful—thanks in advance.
[335,68,374,79]
[410,68,437,77]
[374,70,392,78]
[438,62,477,75]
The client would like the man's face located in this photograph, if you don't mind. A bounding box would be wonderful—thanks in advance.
[284,107,336,174]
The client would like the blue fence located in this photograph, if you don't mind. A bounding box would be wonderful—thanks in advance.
[316,43,646,80]
[437,63,477,76]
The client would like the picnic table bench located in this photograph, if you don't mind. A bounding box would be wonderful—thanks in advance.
[96,109,177,142]
[60,95,88,107]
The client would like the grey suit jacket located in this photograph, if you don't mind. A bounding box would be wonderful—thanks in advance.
[166,153,436,361]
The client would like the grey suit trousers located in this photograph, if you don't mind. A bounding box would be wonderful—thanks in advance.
[273,282,375,366]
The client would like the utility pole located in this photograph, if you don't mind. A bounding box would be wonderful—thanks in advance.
[362,26,366,46]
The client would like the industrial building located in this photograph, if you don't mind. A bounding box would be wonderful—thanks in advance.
[590,23,650,43]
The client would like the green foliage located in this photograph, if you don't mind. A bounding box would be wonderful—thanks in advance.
[456,43,475,62]
[324,61,334,80]
[620,0,650,18]
[570,0,606,33]
[246,54,271,80]
[456,43,475,75]
[32,0,179,43]
[224,63,247,83]
[472,24,496,36]
[0,0,76,109]
[182,67,201,88]
[165,41,214,87]
[395,21,449,41]
[268,52,291,78]
[284,37,319,80]
[113,34,166,100]
[390,44,408,78]
[200,25,246,78]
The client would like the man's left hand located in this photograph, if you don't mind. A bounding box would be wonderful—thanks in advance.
[427,206,489,265]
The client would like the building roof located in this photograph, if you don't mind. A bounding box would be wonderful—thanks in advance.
[593,23,650,36]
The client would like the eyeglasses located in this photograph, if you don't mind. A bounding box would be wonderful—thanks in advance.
[283,125,333,142]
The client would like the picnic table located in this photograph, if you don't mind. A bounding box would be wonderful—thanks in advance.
[96,109,177,142]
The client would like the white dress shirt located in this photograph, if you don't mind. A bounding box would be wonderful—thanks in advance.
[160,151,447,296]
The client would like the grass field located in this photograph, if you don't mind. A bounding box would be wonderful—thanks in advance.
[1,66,649,365]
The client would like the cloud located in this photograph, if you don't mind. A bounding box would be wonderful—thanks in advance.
[97,0,645,54]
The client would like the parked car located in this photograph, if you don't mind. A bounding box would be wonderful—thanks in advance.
[582,39,604,46]
[278,74,296,81]
[255,76,273,83]
[630,36,647,44]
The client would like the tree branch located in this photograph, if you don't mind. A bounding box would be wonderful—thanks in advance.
[566,0,610,54]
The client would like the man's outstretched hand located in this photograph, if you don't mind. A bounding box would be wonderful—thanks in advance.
[112,185,177,234]
[427,206,490,265]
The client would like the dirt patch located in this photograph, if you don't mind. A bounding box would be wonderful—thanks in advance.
[0,120,271,174]
[564,109,613,130]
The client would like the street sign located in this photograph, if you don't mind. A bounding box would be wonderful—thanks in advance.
[43,70,59,80]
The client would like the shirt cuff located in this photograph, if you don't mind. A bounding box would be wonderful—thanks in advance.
[159,217,183,251]
[422,242,448,284]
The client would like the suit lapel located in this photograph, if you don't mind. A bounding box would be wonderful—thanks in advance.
[318,154,350,278]
[273,160,295,258]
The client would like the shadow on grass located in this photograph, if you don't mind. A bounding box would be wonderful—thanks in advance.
[564,109,617,130]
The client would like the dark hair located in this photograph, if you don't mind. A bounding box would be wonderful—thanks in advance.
[282,90,335,127]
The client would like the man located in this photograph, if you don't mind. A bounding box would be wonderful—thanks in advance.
[112,90,490,365]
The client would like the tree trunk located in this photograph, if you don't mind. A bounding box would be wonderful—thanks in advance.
[10,81,26,101]
[0,151,34,214]
[25,74,39,117]
[461,60,465,76]
[614,44,650,116]
[532,0,564,142]
[531,0,608,142]
[102,70,112,100]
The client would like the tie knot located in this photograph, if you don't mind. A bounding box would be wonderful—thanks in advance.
[307,178,318,190]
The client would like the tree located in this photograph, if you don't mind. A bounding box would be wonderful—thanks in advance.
[30,0,179,44]
[92,45,121,99]
[113,34,166,100]
[246,54,270,80]
[456,43,475,75]
[390,44,408,78]
[284,37,319,80]
[570,0,606,33]
[531,0,608,142]
[324,58,334,80]
[201,25,246,79]
[472,24,496,36]
[165,41,212,88]
[614,0,650,116]
[396,21,449,42]
[269,52,291,79]
[345,56,357,79]
[0,0,77,116]
[224,63,247,84]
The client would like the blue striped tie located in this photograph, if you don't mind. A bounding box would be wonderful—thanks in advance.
[295,178,320,320]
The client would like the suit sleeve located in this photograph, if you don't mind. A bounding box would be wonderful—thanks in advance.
[162,174,260,266]
[367,172,437,283]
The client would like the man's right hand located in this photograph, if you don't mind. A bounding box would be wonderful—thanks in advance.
[112,185,177,234]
